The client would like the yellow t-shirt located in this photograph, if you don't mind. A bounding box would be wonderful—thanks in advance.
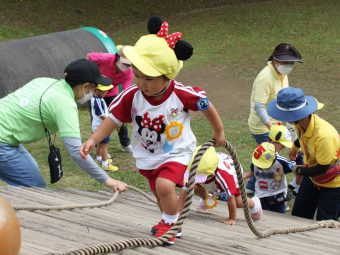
[297,114,340,188]
[248,62,288,134]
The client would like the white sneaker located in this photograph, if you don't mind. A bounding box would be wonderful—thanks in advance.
[121,145,133,154]
[96,158,112,164]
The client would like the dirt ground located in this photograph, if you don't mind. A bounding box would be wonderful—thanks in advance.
[177,63,339,132]
[177,64,251,121]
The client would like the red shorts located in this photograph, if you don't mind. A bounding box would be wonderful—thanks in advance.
[234,188,241,197]
[139,161,187,193]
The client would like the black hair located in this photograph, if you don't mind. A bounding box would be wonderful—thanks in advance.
[147,16,193,61]
[268,43,302,61]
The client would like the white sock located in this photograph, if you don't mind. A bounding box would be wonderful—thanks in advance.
[162,212,179,224]
[96,156,102,162]
[199,198,204,205]
[102,160,109,168]
[250,196,262,213]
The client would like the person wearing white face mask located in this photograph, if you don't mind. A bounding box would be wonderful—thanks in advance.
[0,59,128,192]
[246,43,302,193]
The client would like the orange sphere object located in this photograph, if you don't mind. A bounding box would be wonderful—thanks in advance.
[0,196,21,255]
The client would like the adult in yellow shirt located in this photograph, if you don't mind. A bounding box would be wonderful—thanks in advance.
[248,43,303,143]
[246,43,302,193]
[268,87,340,221]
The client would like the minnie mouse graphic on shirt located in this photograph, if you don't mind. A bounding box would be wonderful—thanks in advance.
[135,112,166,153]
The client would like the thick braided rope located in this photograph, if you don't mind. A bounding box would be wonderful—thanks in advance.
[224,140,340,238]
[56,140,214,255]
[13,140,339,255]
[13,191,120,211]
[12,186,155,211]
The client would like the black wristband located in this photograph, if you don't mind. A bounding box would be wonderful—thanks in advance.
[296,166,303,176]
[293,139,301,148]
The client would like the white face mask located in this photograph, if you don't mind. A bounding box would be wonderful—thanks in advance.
[276,63,294,76]
[76,86,93,104]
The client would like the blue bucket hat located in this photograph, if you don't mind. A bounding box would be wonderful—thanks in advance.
[267,87,318,122]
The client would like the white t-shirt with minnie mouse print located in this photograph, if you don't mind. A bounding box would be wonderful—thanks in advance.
[109,80,208,170]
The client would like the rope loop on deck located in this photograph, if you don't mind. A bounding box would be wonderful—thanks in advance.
[11,139,340,254]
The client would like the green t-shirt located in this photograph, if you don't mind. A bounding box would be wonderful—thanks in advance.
[0,78,80,146]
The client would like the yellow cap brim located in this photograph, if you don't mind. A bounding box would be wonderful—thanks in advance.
[280,140,293,148]
[123,45,162,77]
[97,84,113,91]
[317,102,324,110]
[252,156,273,169]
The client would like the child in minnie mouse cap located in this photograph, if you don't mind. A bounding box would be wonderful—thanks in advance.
[80,16,226,245]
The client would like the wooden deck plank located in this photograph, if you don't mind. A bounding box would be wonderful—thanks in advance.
[1,186,339,255]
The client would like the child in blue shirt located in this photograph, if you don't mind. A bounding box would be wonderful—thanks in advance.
[90,84,118,172]
[244,140,295,213]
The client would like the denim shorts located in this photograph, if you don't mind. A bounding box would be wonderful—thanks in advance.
[251,132,270,144]
[100,135,110,144]
[0,143,46,187]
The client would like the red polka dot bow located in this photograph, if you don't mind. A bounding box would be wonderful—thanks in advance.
[141,113,165,132]
[157,21,182,49]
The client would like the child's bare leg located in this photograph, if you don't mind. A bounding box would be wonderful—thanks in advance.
[152,190,162,212]
[177,189,187,212]
[101,143,108,161]
[194,184,208,200]
[96,144,101,160]
[223,196,237,225]
[100,143,111,168]
[155,177,178,223]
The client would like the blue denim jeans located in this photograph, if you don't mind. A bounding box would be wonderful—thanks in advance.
[0,143,46,187]
[251,132,270,144]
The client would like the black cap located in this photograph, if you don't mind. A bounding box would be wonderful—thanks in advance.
[268,43,303,63]
[64,59,112,86]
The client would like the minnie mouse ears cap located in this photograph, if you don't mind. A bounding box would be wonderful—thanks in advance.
[123,34,182,79]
